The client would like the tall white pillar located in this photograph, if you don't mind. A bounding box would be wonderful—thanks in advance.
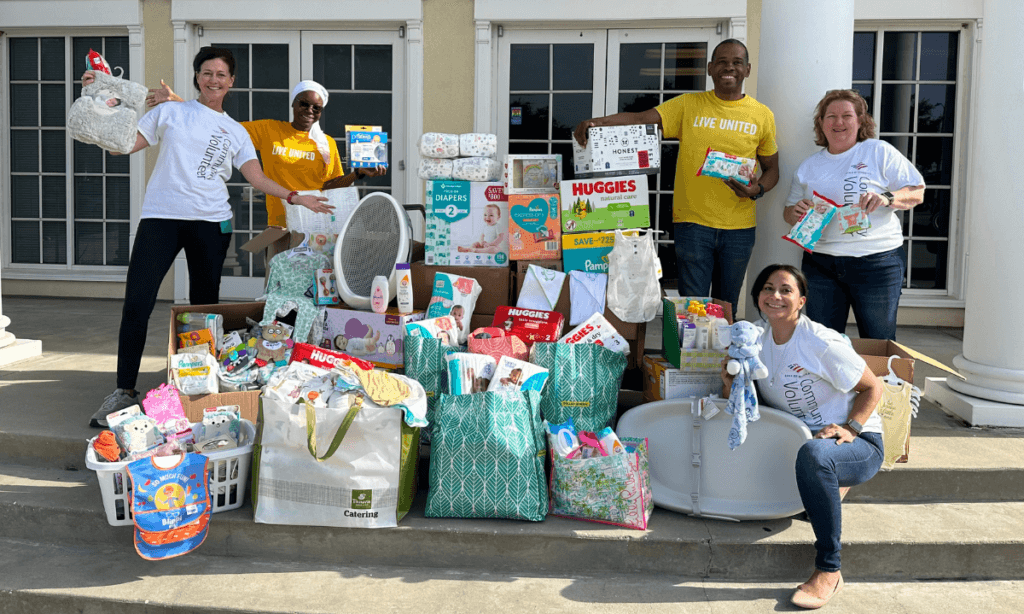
[744,0,855,318]
[0,271,43,368]
[929,0,1024,425]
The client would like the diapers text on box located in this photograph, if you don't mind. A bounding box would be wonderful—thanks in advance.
[508,193,561,260]
[322,307,425,369]
[425,180,509,267]
[573,123,661,179]
[559,175,651,234]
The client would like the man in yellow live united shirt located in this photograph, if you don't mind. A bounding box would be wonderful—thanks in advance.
[574,39,779,313]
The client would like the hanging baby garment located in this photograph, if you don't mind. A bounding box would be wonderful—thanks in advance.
[517,264,566,312]
[876,356,921,470]
[261,248,331,345]
[126,453,211,560]
[568,271,607,326]
[606,229,660,323]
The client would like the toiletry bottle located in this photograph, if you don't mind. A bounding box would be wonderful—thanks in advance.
[395,263,413,314]
[370,275,389,314]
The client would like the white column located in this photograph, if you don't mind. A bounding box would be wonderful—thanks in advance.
[743,0,855,318]
[405,19,425,206]
[473,20,493,134]
[0,271,43,367]
[929,1,1024,425]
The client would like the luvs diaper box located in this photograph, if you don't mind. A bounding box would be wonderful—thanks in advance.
[559,174,650,234]
[321,307,425,369]
[508,193,561,260]
[425,180,509,267]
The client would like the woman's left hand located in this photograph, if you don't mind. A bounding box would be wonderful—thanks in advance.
[814,423,856,446]
[858,191,889,214]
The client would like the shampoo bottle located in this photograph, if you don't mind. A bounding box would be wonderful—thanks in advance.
[370,275,389,314]
[395,263,413,314]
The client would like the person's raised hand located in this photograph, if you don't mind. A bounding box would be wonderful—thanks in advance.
[81,70,96,87]
[146,80,180,107]
[294,194,333,215]
[573,119,599,147]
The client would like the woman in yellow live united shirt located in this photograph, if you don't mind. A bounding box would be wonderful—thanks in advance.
[147,79,386,227]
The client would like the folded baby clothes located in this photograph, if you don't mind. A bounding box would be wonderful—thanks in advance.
[517,264,566,312]
[459,133,498,158]
[451,157,501,182]
[568,271,608,326]
[419,133,460,158]
[418,158,454,181]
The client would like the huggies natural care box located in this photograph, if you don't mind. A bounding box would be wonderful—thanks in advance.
[508,193,561,260]
[559,174,650,233]
[425,180,509,267]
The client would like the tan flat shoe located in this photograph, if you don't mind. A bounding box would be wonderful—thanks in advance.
[791,574,844,609]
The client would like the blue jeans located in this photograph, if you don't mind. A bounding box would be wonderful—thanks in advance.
[674,222,756,315]
[795,432,883,572]
[801,247,906,340]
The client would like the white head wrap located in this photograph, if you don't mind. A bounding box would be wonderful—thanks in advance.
[290,80,331,165]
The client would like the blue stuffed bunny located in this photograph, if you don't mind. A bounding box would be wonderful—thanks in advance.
[722,321,769,449]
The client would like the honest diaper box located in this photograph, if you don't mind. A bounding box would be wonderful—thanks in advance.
[425,180,509,267]
[508,193,561,260]
[561,230,640,274]
[321,307,425,369]
[559,175,650,234]
[573,123,661,178]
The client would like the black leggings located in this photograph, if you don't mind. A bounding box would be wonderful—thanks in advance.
[117,218,232,390]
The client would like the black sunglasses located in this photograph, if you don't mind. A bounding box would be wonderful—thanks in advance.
[296,100,323,112]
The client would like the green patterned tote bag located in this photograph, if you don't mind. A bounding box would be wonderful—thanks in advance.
[425,391,547,521]
[530,342,627,433]
[403,334,457,439]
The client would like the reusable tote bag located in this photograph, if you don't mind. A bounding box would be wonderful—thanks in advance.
[531,342,627,433]
[253,390,406,528]
[425,391,547,521]
[403,333,457,439]
[606,228,661,323]
[548,436,653,530]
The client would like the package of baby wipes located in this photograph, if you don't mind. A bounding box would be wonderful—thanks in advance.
[783,191,838,253]
[696,148,757,186]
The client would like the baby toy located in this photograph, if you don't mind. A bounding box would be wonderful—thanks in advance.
[253,323,293,366]
[722,320,769,450]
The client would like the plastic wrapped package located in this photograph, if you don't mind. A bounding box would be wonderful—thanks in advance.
[459,133,498,157]
[418,158,454,181]
[419,132,460,158]
[452,157,502,182]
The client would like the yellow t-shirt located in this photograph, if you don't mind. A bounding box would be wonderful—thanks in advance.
[656,91,778,229]
[243,120,344,227]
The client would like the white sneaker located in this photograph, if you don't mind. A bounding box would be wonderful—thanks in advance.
[90,389,139,428]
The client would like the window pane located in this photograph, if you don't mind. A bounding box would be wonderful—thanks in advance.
[11,130,39,173]
[42,175,66,218]
[75,175,104,218]
[880,83,915,133]
[658,242,677,289]
[920,32,958,81]
[107,176,129,219]
[664,43,706,91]
[619,43,661,91]
[103,37,130,79]
[882,32,917,80]
[40,83,66,126]
[41,129,65,172]
[40,37,65,81]
[75,221,102,265]
[508,94,549,140]
[909,240,947,290]
[73,37,103,77]
[660,143,679,192]
[252,91,289,122]
[551,93,592,141]
[551,141,572,173]
[510,44,549,91]
[852,83,873,113]
[553,44,592,91]
[106,148,129,174]
[881,135,914,160]
[657,193,674,238]
[213,44,249,89]
[618,92,660,114]
[43,220,66,264]
[223,233,249,278]
[252,44,289,89]
[508,141,549,156]
[222,91,250,122]
[74,140,103,173]
[327,93,392,136]
[11,84,38,126]
[313,45,351,90]
[917,84,955,133]
[12,176,40,217]
[10,38,38,80]
[230,186,250,231]
[852,32,875,81]
[354,45,392,91]
[915,136,953,185]
[106,221,130,266]
[910,188,950,238]
[12,221,40,263]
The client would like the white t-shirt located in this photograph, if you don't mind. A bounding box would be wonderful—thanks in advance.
[137,100,258,222]
[785,139,925,257]
[756,315,883,434]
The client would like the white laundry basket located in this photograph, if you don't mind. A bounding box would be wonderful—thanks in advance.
[85,419,256,527]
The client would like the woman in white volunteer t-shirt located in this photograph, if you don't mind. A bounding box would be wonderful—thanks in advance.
[82,47,331,428]
[783,89,925,341]
[721,264,883,610]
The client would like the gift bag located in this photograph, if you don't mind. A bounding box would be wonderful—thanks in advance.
[252,389,417,528]
[531,342,627,433]
[549,436,652,530]
[467,327,528,363]
[403,334,458,439]
[425,391,547,521]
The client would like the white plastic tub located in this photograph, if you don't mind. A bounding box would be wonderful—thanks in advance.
[85,420,256,527]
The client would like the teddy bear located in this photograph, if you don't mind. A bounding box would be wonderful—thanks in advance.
[333,326,380,356]
[253,323,293,366]
[721,320,769,450]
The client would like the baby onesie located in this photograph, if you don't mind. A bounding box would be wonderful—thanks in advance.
[261,249,331,345]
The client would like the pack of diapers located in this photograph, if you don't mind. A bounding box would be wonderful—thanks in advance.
[451,157,502,182]
[559,312,630,355]
[404,316,460,347]
[459,133,498,158]
[487,356,550,393]
[418,158,454,181]
[445,352,497,395]
[170,352,219,395]
[783,191,838,253]
[419,132,460,158]
[425,273,483,344]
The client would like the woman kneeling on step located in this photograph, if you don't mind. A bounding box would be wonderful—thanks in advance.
[720,264,884,609]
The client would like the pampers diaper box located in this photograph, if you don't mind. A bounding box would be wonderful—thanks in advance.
[508,193,561,260]
[559,175,650,234]
[425,180,509,267]
[322,307,425,369]
[561,229,640,274]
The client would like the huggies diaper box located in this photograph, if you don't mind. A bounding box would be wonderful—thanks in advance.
[508,193,561,260]
[572,124,661,178]
[321,307,425,369]
[559,175,650,233]
[425,180,509,267]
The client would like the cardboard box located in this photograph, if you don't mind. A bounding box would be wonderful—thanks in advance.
[508,193,561,260]
[240,227,337,284]
[642,354,723,402]
[559,175,650,233]
[322,306,425,369]
[410,262,512,316]
[572,124,661,179]
[661,297,734,370]
[349,130,388,168]
[502,154,562,194]
[851,339,915,383]
[178,390,261,423]
[425,180,509,267]
[168,302,266,371]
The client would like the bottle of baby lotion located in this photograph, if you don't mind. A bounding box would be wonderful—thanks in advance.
[370,275,389,314]
[396,263,413,314]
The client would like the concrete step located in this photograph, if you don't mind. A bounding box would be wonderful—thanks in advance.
[2,537,1024,614]
[2,463,1023,582]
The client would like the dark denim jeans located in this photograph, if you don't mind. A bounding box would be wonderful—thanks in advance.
[795,432,884,572]
[801,247,906,340]
[674,222,756,315]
